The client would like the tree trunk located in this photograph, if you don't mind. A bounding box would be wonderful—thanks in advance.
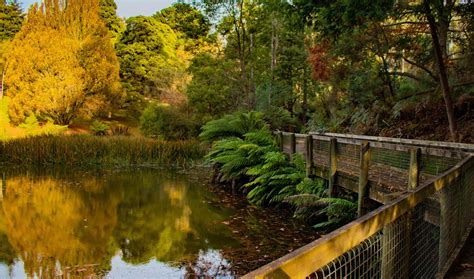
[424,0,458,141]
[302,67,308,125]
[250,33,256,109]
[270,14,278,108]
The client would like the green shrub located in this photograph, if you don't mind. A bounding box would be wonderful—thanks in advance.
[285,196,357,231]
[90,120,110,136]
[140,103,198,140]
[19,114,40,131]
[40,121,68,135]
[245,153,325,206]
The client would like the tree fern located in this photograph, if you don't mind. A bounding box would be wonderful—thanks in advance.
[285,195,357,230]
[199,111,268,143]
[201,112,356,232]
[245,153,318,206]
[206,129,277,183]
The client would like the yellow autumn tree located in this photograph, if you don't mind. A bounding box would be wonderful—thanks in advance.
[5,0,122,125]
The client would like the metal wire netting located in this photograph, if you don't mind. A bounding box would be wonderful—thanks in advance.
[421,154,460,176]
[409,198,440,278]
[313,138,330,154]
[308,214,412,279]
[296,136,306,156]
[282,134,292,154]
[371,147,411,170]
[313,138,330,169]
[304,159,474,279]
[307,200,443,279]
[336,142,359,162]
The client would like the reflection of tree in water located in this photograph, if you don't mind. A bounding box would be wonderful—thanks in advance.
[0,169,239,277]
[111,172,237,266]
[1,175,122,278]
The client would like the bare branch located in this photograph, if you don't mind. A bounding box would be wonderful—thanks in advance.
[388,71,426,82]
[402,57,438,82]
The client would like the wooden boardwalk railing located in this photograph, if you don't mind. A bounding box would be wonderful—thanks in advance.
[243,133,474,279]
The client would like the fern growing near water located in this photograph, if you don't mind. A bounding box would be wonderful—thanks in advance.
[284,195,357,231]
[245,153,324,206]
[206,130,277,182]
[201,111,357,231]
[199,111,268,143]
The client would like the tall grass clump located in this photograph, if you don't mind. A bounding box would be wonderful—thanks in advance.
[0,135,206,167]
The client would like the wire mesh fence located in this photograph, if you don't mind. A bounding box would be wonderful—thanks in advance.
[278,133,464,193]
[295,158,472,279]
[295,135,306,155]
[249,133,474,279]
[310,231,383,279]
[296,163,471,279]
[281,133,292,155]
[371,147,411,170]
[421,154,460,176]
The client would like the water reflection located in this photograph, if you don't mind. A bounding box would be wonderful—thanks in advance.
[0,169,238,278]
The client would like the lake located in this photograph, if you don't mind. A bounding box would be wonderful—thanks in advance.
[0,168,318,278]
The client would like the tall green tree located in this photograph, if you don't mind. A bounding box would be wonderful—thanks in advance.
[116,16,181,100]
[154,3,210,40]
[202,0,259,110]
[99,0,124,42]
[186,53,238,121]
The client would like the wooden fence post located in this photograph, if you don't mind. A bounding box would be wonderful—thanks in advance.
[328,138,337,197]
[394,148,421,278]
[277,131,283,151]
[290,133,296,158]
[357,141,371,217]
[408,148,421,190]
[306,135,313,177]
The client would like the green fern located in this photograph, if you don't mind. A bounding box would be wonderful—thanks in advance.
[201,112,356,232]
[285,195,357,230]
[245,153,317,206]
[199,111,268,143]
[206,130,277,182]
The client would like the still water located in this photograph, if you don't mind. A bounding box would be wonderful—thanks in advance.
[0,168,317,278]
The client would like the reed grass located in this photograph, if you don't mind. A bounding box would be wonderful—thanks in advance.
[0,135,207,167]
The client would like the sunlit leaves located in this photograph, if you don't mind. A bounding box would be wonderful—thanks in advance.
[5,0,122,125]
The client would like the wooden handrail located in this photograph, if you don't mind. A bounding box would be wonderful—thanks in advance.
[279,132,471,158]
[319,133,474,152]
[242,155,473,279]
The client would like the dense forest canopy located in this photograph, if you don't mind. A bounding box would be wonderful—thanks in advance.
[0,0,472,142]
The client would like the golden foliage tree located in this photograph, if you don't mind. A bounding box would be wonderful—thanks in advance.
[5,0,122,125]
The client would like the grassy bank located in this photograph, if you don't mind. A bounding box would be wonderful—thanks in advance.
[0,135,207,167]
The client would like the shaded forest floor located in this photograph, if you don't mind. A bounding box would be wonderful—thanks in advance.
[367,102,473,143]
